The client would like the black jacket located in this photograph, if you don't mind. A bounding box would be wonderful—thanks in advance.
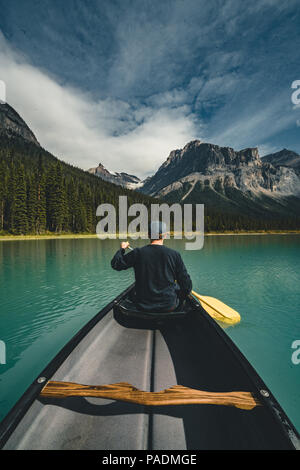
[111,244,192,311]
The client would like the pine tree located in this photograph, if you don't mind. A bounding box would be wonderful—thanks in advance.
[0,161,7,231]
[46,162,67,232]
[85,186,94,232]
[36,156,46,233]
[13,164,28,234]
[6,161,17,231]
[27,173,37,233]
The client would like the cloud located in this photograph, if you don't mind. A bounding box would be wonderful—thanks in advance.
[203,82,296,154]
[0,33,197,177]
[1,0,299,176]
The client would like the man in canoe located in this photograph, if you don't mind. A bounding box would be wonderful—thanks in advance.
[111,221,192,312]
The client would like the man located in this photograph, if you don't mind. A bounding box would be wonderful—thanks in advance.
[111,221,192,312]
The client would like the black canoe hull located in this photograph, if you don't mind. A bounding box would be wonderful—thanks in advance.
[0,285,299,450]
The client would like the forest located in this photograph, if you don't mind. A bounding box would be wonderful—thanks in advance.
[0,136,299,235]
[0,137,155,235]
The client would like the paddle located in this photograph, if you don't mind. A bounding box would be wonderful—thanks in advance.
[126,244,241,325]
[191,291,241,325]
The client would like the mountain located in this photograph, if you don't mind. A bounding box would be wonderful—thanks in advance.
[262,149,300,175]
[140,140,300,222]
[0,104,155,235]
[88,163,142,189]
[1,102,299,234]
[0,103,40,145]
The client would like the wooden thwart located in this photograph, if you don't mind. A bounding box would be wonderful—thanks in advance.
[40,381,261,410]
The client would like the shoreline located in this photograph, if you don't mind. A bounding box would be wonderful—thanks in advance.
[1,231,300,241]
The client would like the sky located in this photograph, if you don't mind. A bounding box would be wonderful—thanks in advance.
[0,0,300,178]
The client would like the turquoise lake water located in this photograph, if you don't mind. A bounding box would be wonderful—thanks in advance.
[0,235,299,432]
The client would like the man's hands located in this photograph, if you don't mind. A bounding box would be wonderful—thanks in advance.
[121,241,130,250]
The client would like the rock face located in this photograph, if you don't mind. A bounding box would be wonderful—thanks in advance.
[88,163,142,189]
[140,140,300,218]
[141,140,300,198]
[263,149,300,176]
[0,103,39,145]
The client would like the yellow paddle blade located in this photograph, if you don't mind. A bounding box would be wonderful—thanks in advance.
[192,291,241,325]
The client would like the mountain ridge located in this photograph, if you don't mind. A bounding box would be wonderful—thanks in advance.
[0,104,156,235]
[141,140,300,197]
[88,162,143,189]
[1,102,299,232]
[0,103,40,146]
[262,149,300,175]
[138,140,300,220]
[86,139,300,222]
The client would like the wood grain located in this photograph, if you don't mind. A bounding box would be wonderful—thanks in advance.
[40,381,261,410]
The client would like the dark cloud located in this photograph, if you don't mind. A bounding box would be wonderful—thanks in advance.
[0,0,299,174]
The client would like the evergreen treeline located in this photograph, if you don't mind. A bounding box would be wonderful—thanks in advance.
[0,137,156,235]
[0,136,299,235]
[204,211,300,232]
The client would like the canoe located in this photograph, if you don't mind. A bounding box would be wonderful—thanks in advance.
[0,284,299,450]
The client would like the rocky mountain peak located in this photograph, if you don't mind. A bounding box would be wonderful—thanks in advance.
[88,162,141,189]
[142,141,263,195]
[0,103,39,145]
[182,139,202,151]
[140,139,300,201]
[263,149,300,174]
[95,163,111,176]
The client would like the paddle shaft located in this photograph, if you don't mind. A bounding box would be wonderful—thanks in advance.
[191,291,227,319]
